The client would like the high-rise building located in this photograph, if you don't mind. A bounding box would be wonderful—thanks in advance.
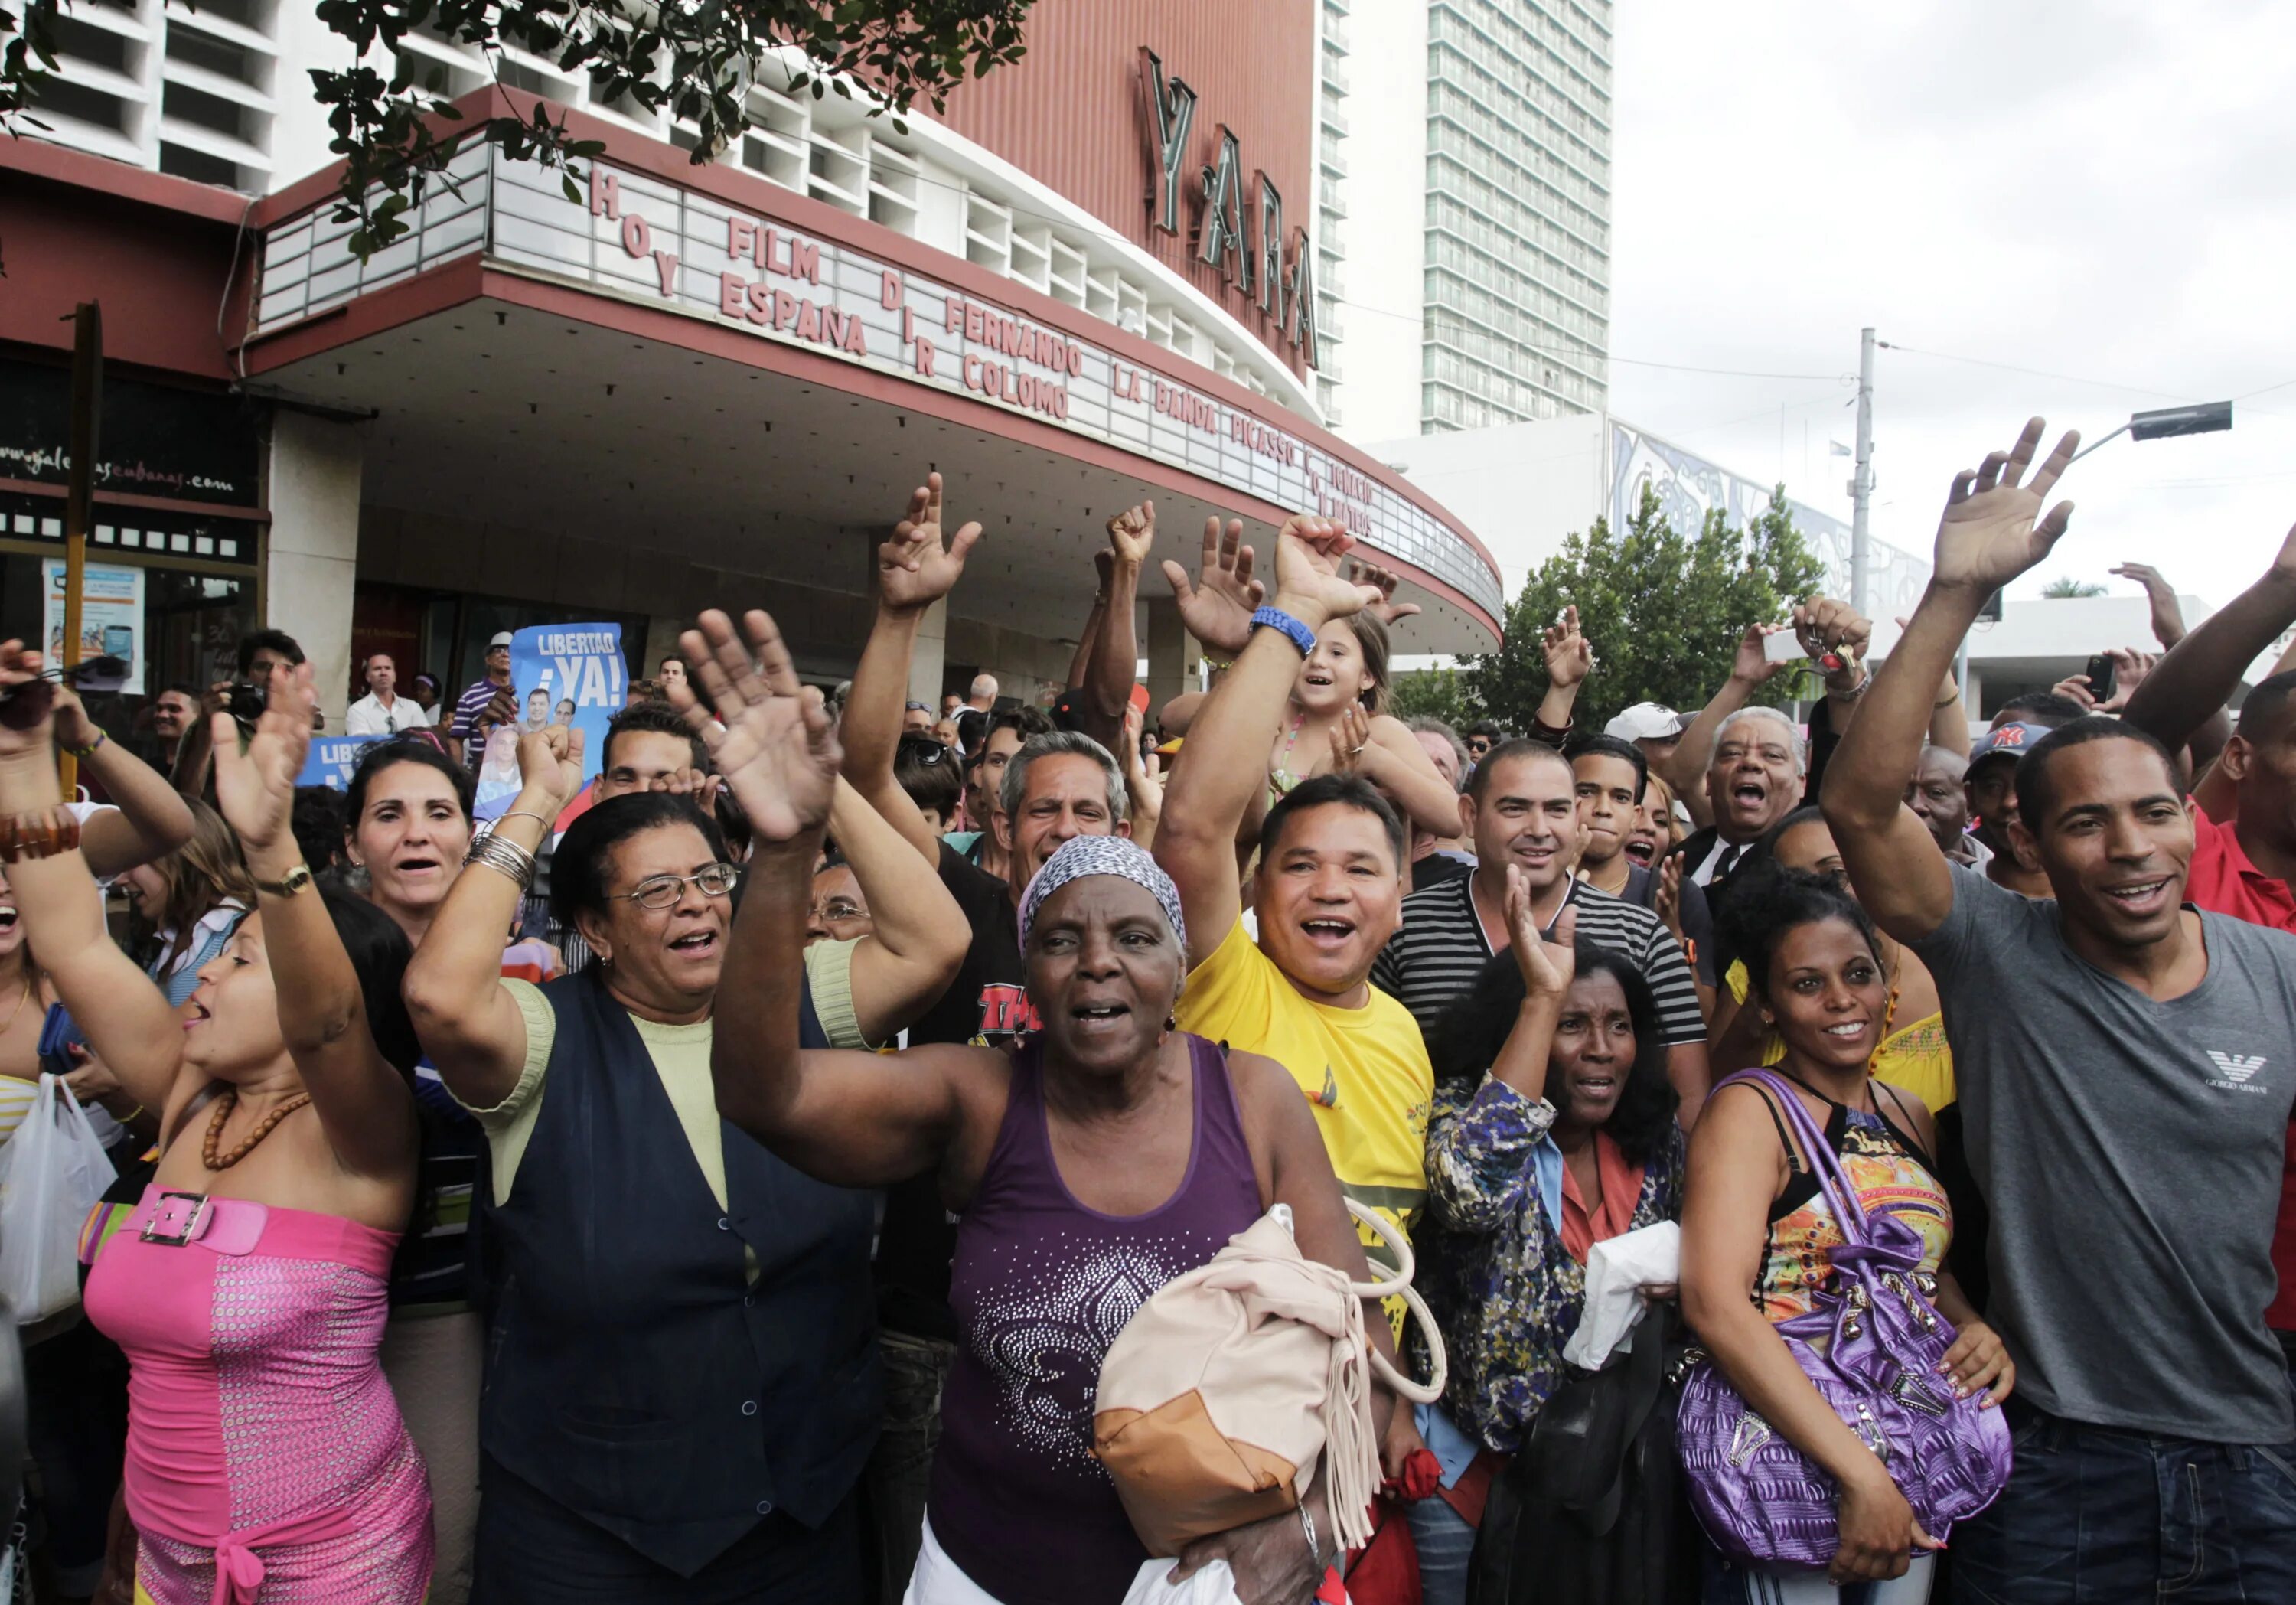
[1328,0,1613,443]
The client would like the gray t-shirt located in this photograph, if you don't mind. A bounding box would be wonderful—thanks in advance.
[1913,866,2296,1443]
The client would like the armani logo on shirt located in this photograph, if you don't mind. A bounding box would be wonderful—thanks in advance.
[2204,1050,2271,1094]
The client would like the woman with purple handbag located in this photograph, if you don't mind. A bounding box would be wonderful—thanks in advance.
[1679,871,2013,1603]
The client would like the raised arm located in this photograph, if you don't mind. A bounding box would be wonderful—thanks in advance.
[1428,895,1575,1232]
[211,667,414,1178]
[829,775,967,1047]
[1078,505,1150,752]
[678,608,999,1189]
[1066,549,1111,690]
[0,649,187,1111]
[842,472,981,863]
[1826,418,2079,943]
[54,687,195,876]
[1154,516,1374,964]
[2121,526,2296,755]
[1532,604,1592,741]
[402,724,585,1108]
[1661,623,1792,830]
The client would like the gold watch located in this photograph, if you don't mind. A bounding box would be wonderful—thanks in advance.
[253,863,315,899]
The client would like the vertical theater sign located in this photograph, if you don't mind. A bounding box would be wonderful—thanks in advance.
[1137,47,1318,370]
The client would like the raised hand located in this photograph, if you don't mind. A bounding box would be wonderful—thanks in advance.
[513,722,587,813]
[671,609,840,844]
[1933,417,2080,593]
[1328,703,1373,774]
[211,662,316,853]
[51,683,102,755]
[1269,514,1378,627]
[0,641,55,760]
[1793,595,1873,683]
[878,471,983,615]
[1505,867,1577,999]
[1541,605,1593,690]
[1653,853,1687,946]
[1728,621,1793,687]
[1106,501,1156,567]
[2110,561,2187,647]
[1160,516,1264,656]
[2096,645,2155,713]
[1349,560,1423,626]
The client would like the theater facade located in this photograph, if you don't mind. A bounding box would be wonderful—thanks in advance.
[2,2,1501,724]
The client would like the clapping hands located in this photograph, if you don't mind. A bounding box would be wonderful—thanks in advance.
[669,609,840,846]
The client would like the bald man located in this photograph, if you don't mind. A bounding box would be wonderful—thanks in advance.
[966,673,998,713]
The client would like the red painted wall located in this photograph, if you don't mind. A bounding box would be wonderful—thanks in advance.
[0,148,244,380]
[932,0,1317,374]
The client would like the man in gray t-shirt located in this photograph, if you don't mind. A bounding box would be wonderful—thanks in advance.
[1913,865,2296,1441]
[1823,418,2296,1602]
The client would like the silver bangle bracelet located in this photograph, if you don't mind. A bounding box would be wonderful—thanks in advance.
[1298,1499,1319,1567]
[463,832,536,890]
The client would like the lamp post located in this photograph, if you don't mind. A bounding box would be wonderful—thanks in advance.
[2069,400,2235,463]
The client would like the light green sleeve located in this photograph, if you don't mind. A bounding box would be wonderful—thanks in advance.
[448,977,556,1203]
[804,937,876,1050]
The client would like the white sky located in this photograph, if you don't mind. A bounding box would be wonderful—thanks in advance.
[1606,1,2296,608]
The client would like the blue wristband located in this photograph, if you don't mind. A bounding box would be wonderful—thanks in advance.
[1251,606,1318,658]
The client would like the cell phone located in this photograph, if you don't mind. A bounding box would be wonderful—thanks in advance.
[36,1003,84,1080]
[2084,653,2117,703]
[1762,630,1805,664]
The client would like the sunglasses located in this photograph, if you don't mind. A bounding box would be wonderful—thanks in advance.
[898,735,951,765]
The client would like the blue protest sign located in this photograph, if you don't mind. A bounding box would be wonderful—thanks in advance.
[298,733,388,791]
[473,622,625,820]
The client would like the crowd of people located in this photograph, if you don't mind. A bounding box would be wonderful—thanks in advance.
[3,416,2293,1605]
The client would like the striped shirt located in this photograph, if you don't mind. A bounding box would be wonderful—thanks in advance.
[448,676,503,768]
[1372,873,1706,1055]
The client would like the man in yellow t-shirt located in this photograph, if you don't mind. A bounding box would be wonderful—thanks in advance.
[1152,513,1433,1254]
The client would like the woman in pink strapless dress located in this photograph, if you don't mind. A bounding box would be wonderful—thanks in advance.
[0,654,431,1603]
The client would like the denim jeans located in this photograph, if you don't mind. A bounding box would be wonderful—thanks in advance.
[1406,1492,1476,1605]
[864,1330,957,1605]
[1951,1395,2296,1603]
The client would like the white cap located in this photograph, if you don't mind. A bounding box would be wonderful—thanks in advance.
[1604,702,1683,742]
[488,631,515,650]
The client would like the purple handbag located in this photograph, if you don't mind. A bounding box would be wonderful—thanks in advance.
[1676,1069,2011,1570]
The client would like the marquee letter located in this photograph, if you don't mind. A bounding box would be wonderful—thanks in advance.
[1286,228,1319,370]
[1198,126,1247,290]
[1255,173,1285,324]
[1139,47,1198,237]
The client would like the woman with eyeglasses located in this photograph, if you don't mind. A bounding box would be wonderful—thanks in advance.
[403,724,881,1604]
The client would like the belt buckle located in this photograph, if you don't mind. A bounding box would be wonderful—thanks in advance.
[140,1190,211,1246]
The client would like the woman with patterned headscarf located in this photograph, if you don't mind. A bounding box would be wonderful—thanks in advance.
[682,607,1401,1605]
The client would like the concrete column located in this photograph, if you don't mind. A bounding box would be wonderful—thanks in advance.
[1961,664,1985,724]
[264,410,364,728]
[1143,596,1199,719]
[639,616,685,685]
[908,596,949,709]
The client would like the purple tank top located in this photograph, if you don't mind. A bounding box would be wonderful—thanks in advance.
[928,1032,1265,1605]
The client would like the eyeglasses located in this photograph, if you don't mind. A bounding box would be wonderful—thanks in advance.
[898,736,951,765]
[610,863,741,910]
[810,896,867,924]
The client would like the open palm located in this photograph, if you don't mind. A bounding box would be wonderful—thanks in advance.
[1933,417,2080,592]
[1505,868,1577,1000]
[672,609,839,844]
[879,471,983,615]
[212,664,315,853]
[1162,516,1264,655]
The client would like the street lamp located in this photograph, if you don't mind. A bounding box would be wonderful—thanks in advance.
[2069,400,2235,462]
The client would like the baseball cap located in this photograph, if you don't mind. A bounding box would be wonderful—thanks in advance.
[488,631,514,651]
[1968,722,2047,771]
[1605,702,1684,742]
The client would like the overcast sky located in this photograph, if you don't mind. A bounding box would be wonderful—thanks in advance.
[1606,0,2296,608]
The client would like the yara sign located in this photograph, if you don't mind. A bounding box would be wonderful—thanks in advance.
[1138,47,1319,368]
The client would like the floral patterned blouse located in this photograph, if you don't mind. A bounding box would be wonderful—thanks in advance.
[1422,1076,1686,1453]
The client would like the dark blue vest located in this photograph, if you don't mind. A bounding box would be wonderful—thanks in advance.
[480,970,880,1575]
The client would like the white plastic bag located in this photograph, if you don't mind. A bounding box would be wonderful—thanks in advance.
[1120,1558,1245,1605]
[1560,1220,1681,1371]
[0,1075,116,1322]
